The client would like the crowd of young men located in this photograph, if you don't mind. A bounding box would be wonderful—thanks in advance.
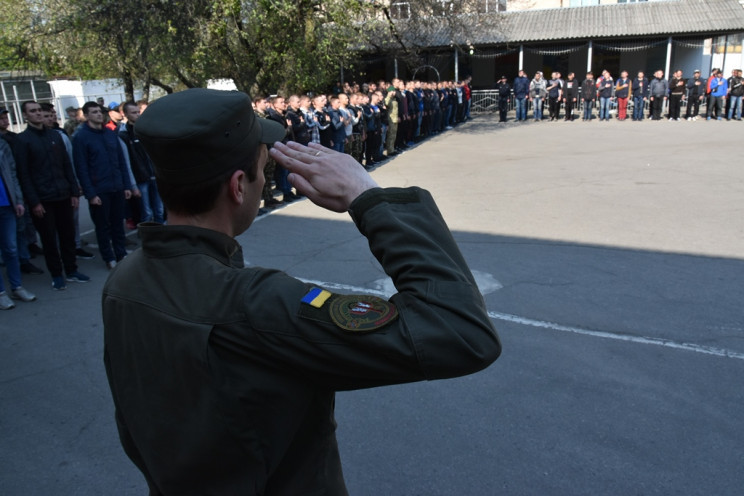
[251,77,474,209]
[495,67,744,122]
[0,97,162,308]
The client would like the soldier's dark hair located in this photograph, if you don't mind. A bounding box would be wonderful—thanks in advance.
[157,146,261,216]
[121,101,138,114]
[21,100,38,113]
[82,101,100,115]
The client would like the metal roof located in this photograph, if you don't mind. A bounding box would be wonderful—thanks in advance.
[400,0,744,47]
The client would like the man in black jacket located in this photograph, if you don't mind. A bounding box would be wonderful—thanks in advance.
[580,72,597,121]
[562,72,579,121]
[285,95,310,146]
[495,75,511,122]
[119,102,164,224]
[632,71,649,121]
[685,70,706,120]
[13,101,89,290]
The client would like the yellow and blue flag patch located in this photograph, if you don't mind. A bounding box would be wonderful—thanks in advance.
[301,287,333,308]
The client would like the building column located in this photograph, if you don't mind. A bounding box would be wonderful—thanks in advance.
[665,36,672,78]
[454,48,459,82]
[394,58,399,79]
[519,45,524,70]
[587,40,593,73]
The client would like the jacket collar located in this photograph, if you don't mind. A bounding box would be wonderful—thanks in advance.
[139,223,245,268]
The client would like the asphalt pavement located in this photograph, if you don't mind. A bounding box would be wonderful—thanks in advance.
[1,114,742,495]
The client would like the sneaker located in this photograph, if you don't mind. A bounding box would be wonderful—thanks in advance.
[106,260,117,270]
[11,287,37,302]
[20,262,44,275]
[66,271,91,283]
[0,291,16,310]
[125,218,137,230]
[75,248,95,260]
[52,276,67,291]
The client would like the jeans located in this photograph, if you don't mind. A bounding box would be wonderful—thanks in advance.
[138,179,165,224]
[89,191,127,263]
[15,210,32,263]
[633,97,645,120]
[0,206,22,292]
[274,165,292,194]
[379,124,387,156]
[599,97,611,120]
[515,97,527,121]
[31,199,78,278]
[728,95,742,120]
[707,96,723,118]
[564,99,575,120]
[532,97,543,120]
[583,100,593,120]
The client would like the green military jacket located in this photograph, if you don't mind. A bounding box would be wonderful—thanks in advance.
[103,187,500,495]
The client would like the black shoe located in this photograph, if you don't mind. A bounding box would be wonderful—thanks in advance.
[21,262,44,275]
[265,198,282,207]
[75,248,95,260]
[28,243,44,256]
[257,208,269,216]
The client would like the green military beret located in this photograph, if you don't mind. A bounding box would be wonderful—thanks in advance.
[135,88,285,185]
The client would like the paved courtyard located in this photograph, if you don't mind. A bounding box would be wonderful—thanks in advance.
[1,115,742,495]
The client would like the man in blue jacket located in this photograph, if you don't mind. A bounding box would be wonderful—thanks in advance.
[513,70,530,122]
[706,70,728,121]
[72,102,133,269]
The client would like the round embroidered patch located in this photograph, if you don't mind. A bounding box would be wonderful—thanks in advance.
[329,295,399,333]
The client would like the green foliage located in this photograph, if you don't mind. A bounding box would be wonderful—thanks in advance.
[0,0,502,96]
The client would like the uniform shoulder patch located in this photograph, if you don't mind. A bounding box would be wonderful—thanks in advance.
[329,295,398,333]
[301,287,333,308]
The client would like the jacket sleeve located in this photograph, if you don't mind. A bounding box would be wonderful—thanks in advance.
[0,140,23,206]
[211,187,501,391]
[73,134,96,199]
[60,135,80,196]
[11,135,38,207]
[117,137,134,190]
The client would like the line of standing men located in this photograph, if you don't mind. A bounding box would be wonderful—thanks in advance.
[0,98,164,307]
[251,78,473,211]
[495,67,743,122]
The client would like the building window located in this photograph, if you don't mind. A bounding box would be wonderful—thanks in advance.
[478,0,506,12]
[433,0,457,16]
[390,1,410,19]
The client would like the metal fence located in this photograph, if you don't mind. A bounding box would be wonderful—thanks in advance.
[1,78,128,133]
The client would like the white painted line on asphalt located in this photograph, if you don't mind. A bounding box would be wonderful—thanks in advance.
[487,311,744,361]
[299,278,744,361]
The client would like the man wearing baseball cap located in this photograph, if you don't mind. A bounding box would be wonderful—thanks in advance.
[103,88,500,494]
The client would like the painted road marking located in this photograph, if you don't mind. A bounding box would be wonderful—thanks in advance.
[299,278,744,361]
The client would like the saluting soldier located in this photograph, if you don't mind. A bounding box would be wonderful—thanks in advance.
[102,88,501,495]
